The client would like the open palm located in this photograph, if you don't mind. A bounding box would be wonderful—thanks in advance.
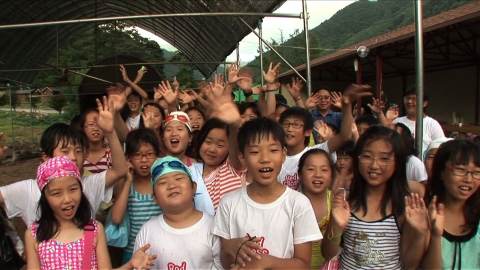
[95,96,115,134]
[428,196,445,237]
[405,193,429,232]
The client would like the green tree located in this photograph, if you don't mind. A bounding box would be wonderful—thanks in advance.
[0,93,8,106]
[9,91,20,111]
[30,96,41,112]
[169,51,197,88]
[48,95,68,115]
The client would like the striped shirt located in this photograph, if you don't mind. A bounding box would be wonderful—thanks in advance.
[125,185,163,254]
[340,213,401,269]
[83,146,111,174]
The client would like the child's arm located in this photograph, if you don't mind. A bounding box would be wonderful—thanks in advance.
[158,81,179,113]
[106,84,130,143]
[95,222,113,269]
[24,228,41,269]
[241,242,312,269]
[421,196,444,269]
[110,171,132,224]
[96,97,128,188]
[286,77,306,108]
[326,84,371,154]
[262,63,281,118]
[120,65,149,103]
[220,237,263,268]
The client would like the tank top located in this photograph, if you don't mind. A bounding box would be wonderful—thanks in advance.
[30,220,98,270]
[83,144,112,174]
[441,222,480,269]
[311,190,331,269]
[340,213,401,269]
[125,184,163,254]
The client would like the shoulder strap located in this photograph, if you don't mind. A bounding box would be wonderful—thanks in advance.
[83,220,95,270]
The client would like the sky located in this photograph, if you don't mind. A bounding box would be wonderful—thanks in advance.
[136,0,356,64]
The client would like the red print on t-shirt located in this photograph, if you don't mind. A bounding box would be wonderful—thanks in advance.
[167,262,187,270]
[283,173,300,190]
[247,236,270,255]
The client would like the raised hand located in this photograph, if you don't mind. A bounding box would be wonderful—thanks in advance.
[142,111,156,129]
[305,92,320,108]
[129,244,157,270]
[171,76,179,92]
[95,96,115,134]
[386,105,399,121]
[177,91,193,104]
[227,63,247,84]
[330,169,351,229]
[286,77,304,99]
[262,62,281,84]
[314,120,330,140]
[208,75,241,124]
[106,83,127,112]
[341,84,372,105]
[0,132,8,159]
[157,81,177,105]
[185,89,199,101]
[236,77,253,91]
[405,193,429,232]
[134,66,147,83]
[119,64,131,82]
[153,87,163,102]
[367,97,385,114]
[428,196,445,237]
[331,92,343,109]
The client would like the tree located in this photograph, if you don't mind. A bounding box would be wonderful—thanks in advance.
[30,96,41,112]
[9,91,20,111]
[48,95,68,115]
[0,93,8,107]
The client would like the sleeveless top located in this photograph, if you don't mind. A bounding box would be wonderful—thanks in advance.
[340,213,401,269]
[441,222,480,269]
[83,144,112,174]
[125,184,163,254]
[311,190,331,269]
[31,220,98,270]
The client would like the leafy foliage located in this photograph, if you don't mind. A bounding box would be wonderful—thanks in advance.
[48,95,68,114]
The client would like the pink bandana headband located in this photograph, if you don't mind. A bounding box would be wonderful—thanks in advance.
[37,156,81,191]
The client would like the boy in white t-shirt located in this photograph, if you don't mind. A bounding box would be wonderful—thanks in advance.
[134,156,221,269]
[0,98,127,225]
[278,84,371,191]
[212,117,323,269]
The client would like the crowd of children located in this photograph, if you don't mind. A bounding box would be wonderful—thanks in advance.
[0,62,479,270]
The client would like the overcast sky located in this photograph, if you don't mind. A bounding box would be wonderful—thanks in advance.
[137,0,355,63]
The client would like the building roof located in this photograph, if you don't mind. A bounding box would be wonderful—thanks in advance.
[0,0,286,85]
[279,1,480,78]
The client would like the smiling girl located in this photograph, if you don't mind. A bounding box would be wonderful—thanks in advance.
[80,109,112,174]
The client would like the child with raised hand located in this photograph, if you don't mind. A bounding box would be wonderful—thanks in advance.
[278,84,371,191]
[212,117,322,270]
[119,64,148,131]
[80,108,112,174]
[321,125,429,269]
[422,140,480,269]
[134,156,222,269]
[298,149,337,269]
[24,156,157,270]
[0,97,126,226]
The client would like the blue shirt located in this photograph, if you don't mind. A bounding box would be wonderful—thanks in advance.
[311,109,343,144]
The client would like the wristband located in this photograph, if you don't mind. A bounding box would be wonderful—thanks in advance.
[265,89,277,93]
[243,91,253,97]
[327,226,343,245]
[294,97,301,101]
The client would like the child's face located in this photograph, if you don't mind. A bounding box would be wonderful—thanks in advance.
[275,106,287,123]
[130,142,157,178]
[187,110,205,131]
[337,154,353,172]
[301,153,332,195]
[281,117,311,149]
[356,123,370,137]
[158,100,169,115]
[425,148,437,179]
[242,108,258,124]
[163,121,191,156]
[83,111,104,144]
[44,176,82,222]
[127,95,141,113]
[47,141,86,171]
[240,134,286,186]
[441,159,480,201]
[153,172,196,211]
[199,128,229,167]
[358,139,395,188]
[143,105,164,130]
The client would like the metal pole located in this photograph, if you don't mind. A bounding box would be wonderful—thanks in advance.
[376,52,383,100]
[0,13,301,30]
[56,28,59,67]
[259,19,264,86]
[240,18,306,82]
[8,84,15,156]
[236,43,241,103]
[414,0,424,159]
[302,0,312,96]
[30,90,34,144]
[356,57,362,117]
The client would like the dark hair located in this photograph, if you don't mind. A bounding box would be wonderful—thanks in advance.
[125,128,161,157]
[426,140,480,232]
[312,86,332,95]
[139,103,166,135]
[238,117,286,154]
[276,103,289,110]
[279,107,314,146]
[69,115,82,130]
[298,148,337,180]
[355,114,379,127]
[337,140,355,157]
[185,107,206,122]
[120,91,143,121]
[41,123,89,157]
[79,108,99,129]
[404,85,430,102]
[275,94,288,105]
[326,123,339,135]
[349,125,409,218]
[194,118,229,163]
[395,123,417,156]
[35,181,92,242]
[238,102,260,118]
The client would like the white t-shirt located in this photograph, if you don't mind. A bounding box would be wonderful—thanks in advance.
[407,155,428,182]
[393,116,444,154]
[278,143,336,191]
[211,187,322,259]
[126,115,141,131]
[0,171,112,225]
[134,212,222,270]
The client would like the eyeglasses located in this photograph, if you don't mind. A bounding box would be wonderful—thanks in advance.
[84,123,98,129]
[281,122,304,129]
[403,96,417,102]
[131,152,157,160]
[318,95,331,101]
[445,165,480,180]
[152,160,188,181]
[358,154,394,166]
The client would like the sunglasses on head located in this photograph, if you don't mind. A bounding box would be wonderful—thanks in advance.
[165,114,189,123]
[42,162,78,181]
[152,160,188,181]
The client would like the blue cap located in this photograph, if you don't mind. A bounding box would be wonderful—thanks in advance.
[150,156,192,187]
